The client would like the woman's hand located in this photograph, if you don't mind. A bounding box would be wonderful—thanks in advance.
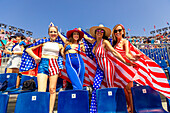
[125,61,137,67]
[34,56,41,64]
[3,49,12,55]
[132,54,141,61]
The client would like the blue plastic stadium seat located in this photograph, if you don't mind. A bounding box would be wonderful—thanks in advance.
[8,75,37,94]
[0,73,18,90]
[58,90,89,113]
[96,88,128,113]
[14,92,50,113]
[0,94,9,113]
[131,86,168,113]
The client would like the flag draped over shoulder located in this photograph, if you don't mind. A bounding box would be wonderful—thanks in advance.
[20,38,64,76]
[60,29,98,86]
[81,29,170,99]
[128,43,170,99]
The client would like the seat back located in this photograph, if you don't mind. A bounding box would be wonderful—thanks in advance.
[0,94,9,113]
[96,88,128,113]
[14,92,50,113]
[0,73,18,89]
[131,86,164,112]
[58,90,89,113]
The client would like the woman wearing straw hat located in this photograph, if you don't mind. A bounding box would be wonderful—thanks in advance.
[59,28,85,90]
[83,24,134,113]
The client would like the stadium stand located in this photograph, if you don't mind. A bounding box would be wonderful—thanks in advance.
[58,90,89,113]
[131,86,168,113]
[96,88,128,113]
[0,94,9,113]
[14,92,50,113]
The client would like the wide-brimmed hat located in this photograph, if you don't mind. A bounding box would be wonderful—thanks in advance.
[11,33,24,37]
[66,28,84,40]
[90,24,111,37]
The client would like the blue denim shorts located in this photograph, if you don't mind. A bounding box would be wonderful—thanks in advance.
[38,58,59,76]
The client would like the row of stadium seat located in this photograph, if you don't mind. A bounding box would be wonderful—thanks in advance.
[140,48,169,60]
[0,86,169,113]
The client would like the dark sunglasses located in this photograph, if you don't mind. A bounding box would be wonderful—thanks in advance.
[114,29,123,33]
[96,29,104,33]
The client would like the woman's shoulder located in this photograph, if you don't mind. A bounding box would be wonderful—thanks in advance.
[19,41,26,46]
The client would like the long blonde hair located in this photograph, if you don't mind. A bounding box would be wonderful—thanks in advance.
[112,24,126,47]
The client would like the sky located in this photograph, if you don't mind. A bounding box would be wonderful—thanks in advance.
[1,0,170,38]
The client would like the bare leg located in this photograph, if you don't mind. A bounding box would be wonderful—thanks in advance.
[49,74,58,113]
[12,68,20,88]
[125,81,133,113]
[37,73,48,92]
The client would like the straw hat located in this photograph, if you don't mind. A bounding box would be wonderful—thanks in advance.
[89,24,111,37]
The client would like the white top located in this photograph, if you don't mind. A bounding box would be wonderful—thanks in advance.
[42,42,59,56]
[13,44,22,52]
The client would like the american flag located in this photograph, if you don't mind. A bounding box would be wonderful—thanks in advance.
[108,40,170,99]
[60,29,98,86]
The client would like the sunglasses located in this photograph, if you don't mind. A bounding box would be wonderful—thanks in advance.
[96,29,104,33]
[114,29,123,33]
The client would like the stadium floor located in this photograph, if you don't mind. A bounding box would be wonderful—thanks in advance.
[6,92,168,113]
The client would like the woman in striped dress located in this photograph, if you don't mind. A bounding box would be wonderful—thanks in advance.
[84,24,133,113]
[110,24,141,113]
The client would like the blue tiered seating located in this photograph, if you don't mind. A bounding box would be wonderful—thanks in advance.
[8,75,37,94]
[0,73,18,91]
[14,92,50,113]
[131,86,168,113]
[96,88,128,113]
[58,90,89,113]
[0,94,9,113]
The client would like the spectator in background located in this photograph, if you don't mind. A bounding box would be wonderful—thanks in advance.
[4,33,26,88]
[25,37,32,45]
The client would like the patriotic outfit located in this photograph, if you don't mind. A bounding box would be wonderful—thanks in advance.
[90,39,115,113]
[109,39,170,99]
[37,42,60,76]
[107,39,138,88]
[65,44,85,90]
[20,38,64,75]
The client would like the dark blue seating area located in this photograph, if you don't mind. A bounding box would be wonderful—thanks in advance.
[0,94,9,113]
[96,88,128,113]
[14,92,50,113]
[131,86,168,113]
[58,90,89,113]
[0,73,18,91]
[140,47,169,60]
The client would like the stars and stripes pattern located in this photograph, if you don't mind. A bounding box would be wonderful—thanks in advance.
[95,39,115,88]
[20,37,64,75]
[129,43,170,99]
[48,58,59,76]
[108,39,170,99]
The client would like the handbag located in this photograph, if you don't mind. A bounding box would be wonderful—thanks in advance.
[22,79,36,91]
[0,80,8,91]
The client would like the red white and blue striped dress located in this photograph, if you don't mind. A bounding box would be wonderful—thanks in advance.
[107,39,138,88]
[95,39,115,88]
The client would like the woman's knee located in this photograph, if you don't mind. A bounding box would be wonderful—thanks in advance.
[49,87,56,94]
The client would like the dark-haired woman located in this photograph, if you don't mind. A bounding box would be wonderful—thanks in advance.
[83,24,133,113]
[4,33,26,88]
[58,28,85,90]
